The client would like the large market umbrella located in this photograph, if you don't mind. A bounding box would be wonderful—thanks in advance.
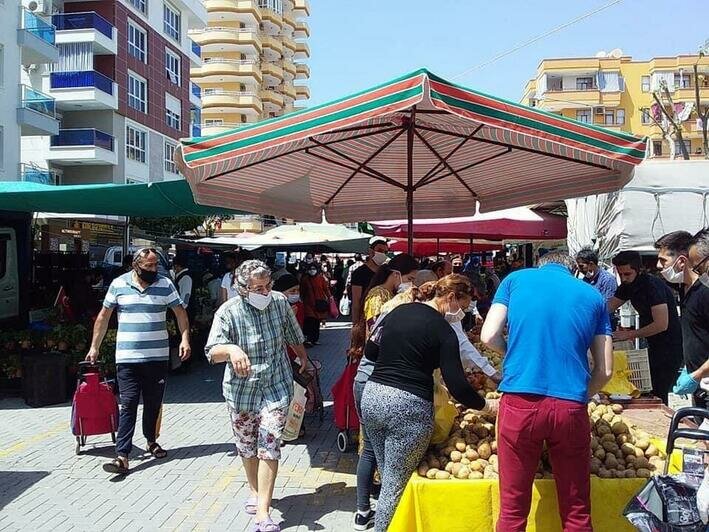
[371,207,567,241]
[177,68,646,253]
[388,238,502,255]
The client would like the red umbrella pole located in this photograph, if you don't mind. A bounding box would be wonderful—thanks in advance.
[406,108,416,255]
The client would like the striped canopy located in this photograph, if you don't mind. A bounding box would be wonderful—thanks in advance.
[178,69,646,231]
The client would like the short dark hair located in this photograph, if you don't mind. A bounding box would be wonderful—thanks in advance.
[654,231,693,256]
[612,250,642,272]
[576,247,599,265]
[432,260,447,274]
[367,253,420,292]
[173,253,188,268]
[690,227,709,264]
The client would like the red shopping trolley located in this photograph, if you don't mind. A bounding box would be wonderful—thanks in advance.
[331,356,360,452]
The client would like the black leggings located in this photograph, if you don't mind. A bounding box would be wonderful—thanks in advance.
[303,317,321,344]
[354,378,377,512]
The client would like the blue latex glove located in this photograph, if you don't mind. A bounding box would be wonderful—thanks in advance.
[673,368,699,395]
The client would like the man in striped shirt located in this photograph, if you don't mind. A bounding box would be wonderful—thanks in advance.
[86,248,191,475]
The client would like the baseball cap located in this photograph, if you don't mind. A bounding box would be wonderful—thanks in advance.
[369,236,389,248]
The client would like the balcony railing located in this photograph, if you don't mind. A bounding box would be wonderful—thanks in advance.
[203,57,259,65]
[22,8,56,45]
[51,128,114,151]
[191,82,201,98]
[50,70,114,95]
[202,89,258,97]
[20,85,56,118]
[192,26,258,34]
[201,122,249,128]
[52,12,114,39]
[20,163,59,185]
[191,39,201,57]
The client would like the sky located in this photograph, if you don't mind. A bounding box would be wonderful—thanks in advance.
[307,0,709,105]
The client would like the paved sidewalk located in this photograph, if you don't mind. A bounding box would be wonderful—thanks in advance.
[0,321,358,532]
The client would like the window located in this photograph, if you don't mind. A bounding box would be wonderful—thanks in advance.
[126,125,147,163]
[163,2,181,42]
[164,141,178,174]
[674,73,691,89]
[127,21,147,63]
[0,126,3,170]
[128,0,146,14]
[652,141,663,157]
[128,72,147,113]
[615,109,625,125]
[205,119,223,126]
[641,108,652,125]
[641,75,651,93]
[576,76,595,90]
[674,139,691,155]
[576,109,591,123]
[258,0,283,14]
[165,93,181,130]
[603,111,615,125]
[165,49,181,86]
[0,45,4,87]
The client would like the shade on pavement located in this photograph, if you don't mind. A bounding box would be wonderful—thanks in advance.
[0,179,244,217]
[177,68,646,253]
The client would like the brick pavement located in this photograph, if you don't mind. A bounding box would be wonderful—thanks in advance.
[0,320,359,531]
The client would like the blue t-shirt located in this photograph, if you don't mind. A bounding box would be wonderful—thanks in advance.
[493,263,611,403]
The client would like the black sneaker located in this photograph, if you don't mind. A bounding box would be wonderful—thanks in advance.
[354,510,375,531]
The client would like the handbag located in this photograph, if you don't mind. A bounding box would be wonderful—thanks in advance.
[328,296,339,319]
[282,383,307,442]
[339,294,351,316]
[314,299,329,313]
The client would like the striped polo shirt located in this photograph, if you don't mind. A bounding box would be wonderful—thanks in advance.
[103,272,183,364]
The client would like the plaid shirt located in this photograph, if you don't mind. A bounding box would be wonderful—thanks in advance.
[205,291,305,412]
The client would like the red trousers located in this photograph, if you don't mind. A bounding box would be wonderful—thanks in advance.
[496,393,592,532]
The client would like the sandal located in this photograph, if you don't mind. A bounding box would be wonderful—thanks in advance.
[244,496,258,515]
[146,442,167,459]
[102,457,129,475]
[254,516,280,532]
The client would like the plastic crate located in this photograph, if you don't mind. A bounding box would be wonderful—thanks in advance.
[626,349,652,393]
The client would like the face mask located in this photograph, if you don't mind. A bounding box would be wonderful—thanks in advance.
[372,252,388,266]
[584,270,595,279]
[308,269,318,276]
[287,294,300,304]
[137,267,158,284]
[444,299,466,323]
[305,258,313,264]
[453,266,462,274]
[660,256,685,284]
[248,291,272,310]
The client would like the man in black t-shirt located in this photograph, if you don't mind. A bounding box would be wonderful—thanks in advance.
[349,236,389,323]
[609,251,683,403]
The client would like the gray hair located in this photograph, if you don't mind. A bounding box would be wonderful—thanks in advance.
[691,228,709,273]
[414,270,437,287]
[537,251,576,272]
[133,247,158,265]
[235,259,271,289]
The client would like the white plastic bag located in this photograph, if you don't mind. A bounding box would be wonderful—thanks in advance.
[697,468,709,524]
[282,382,307,442]
[339,295,351,316]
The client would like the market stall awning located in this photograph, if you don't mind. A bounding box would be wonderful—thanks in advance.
[372,207,567,241]
[197,221,371,253]
[178,68,646,256]
[388,238,503,255]
[0,179,245,217]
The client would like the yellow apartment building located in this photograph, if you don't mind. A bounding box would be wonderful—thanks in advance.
[189,0,310,137]
[522,52,709,158]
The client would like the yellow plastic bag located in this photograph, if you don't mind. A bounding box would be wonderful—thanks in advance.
[431,370,458,444]
[601,351,640,397]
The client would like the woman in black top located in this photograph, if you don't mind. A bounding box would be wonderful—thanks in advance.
[360,275,496,532]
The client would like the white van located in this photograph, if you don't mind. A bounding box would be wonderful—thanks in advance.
[0,228,19,320]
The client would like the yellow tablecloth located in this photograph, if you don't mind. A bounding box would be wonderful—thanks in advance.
[389,476,646,532]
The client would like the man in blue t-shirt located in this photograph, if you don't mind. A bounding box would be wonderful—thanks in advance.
[481,252,613,532]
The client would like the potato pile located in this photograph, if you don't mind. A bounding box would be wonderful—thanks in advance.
[416,400,665,481]
[473,341,503,371]
[588,401,665,478]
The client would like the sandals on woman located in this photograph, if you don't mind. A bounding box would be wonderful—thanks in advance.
[146,442,167,459]
[244,496,258,515]
[254,516,280,532]
[102,457,129,475]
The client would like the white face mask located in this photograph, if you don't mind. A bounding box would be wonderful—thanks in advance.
[372,251,388,266]
[247,291,272,310]
[660,256,685,284]
[584,270,595,279]
[444,298,466,323]
[287,294,300,304]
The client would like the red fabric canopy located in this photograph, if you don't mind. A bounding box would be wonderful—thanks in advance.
[372,207,566,241]
[388,239,502,256]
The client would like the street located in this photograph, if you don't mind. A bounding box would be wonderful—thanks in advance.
[0,321,357,532]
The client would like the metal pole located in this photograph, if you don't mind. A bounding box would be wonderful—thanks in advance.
[436,237,440,255]
[406,107,416,255]
[123,216,130,255]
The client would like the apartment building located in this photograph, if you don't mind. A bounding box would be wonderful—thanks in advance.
[18,0,207,185]
[189,0,311,137]
[522,52,709,158]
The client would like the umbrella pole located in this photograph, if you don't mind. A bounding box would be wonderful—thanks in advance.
[407,108,416,255]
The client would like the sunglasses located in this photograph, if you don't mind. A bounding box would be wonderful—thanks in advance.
[693,255,709,276]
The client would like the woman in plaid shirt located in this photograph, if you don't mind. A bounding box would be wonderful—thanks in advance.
[206,260,308,532]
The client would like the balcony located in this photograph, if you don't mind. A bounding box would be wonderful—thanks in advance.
[169,0,209,29]
[47,70,118,110]
[295,84,310,100]
[262,62,284,85]
[188,39,202,67]
[48,129,117,166]
[282,11,296,30]
[200,122,249,136]
[280,59,296,80]
[295,62,309,80]
[294,41,310,60]
[262,35,284,58]
[261,88,285,108]
[205,0,261,25]
[52,12,116,55]
[190,26,261,54]
[201,89,262,113]
[673,85,709,103]
[192,58,262,83]
[259,7,283,31]
[17,85,59,136]
[190,82,202,108]
[20,164,60,185]
[293,0,310,17]
[18,8,59,65]
[293,21,309,39]
[280,82,296,100]
[282,34,297,55]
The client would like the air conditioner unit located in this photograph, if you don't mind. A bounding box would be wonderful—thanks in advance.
[28,0,51,15]
[594,107,605,115]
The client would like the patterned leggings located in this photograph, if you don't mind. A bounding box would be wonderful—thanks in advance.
[361,381,433,532]
[227,404,287,461]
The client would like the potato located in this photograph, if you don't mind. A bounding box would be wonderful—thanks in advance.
[451,463,464,477]
[471,460,485,473]
[602,412,616,423]
[591,438,600,451]
[617,434,633,445]
[590,460,601,475]
[596,424,612,437]
[450,450,463,463]
[634,456,650,470]
[445,461,455,473]
[473,425,490,439]
[466,449,479,461]
[598,468,613,479]
[611,404,624,414]
[465,433,479,445]
[435,470,451,480]
[460,457,471,466]
[489,455,498,466]
[635,439,650,451]
[614,449,625,461]
[428,457,441,469]
[594,448,606,460]
[588,402,598,413]
[491,440,498,453]
[645,444,659,458]
[626,455,637,464]
[621,443,636,456]
[624,469,636,478]
[442,446,455,457]
[470,471,484,480]
[426,468,439,479]
[605,454,618,468]
[534,472,544,479]
[601,433,616,443]
[456,466,471,479]
[478,442,492,460]
[417,465,429,477]
[602,441,619,453]
[634,448,645,459]
[636,468,652,478]
[484,467,499,480]
[463,413,476,423]
[455,441,468,453]
[611,422,629,435]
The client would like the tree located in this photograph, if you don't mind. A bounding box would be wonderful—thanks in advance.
[695,44,709,159]
[133,215,228,238]
[651,80,691,160]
